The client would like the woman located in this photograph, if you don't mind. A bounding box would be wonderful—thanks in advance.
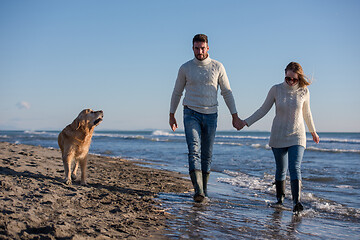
[243,62,320,213]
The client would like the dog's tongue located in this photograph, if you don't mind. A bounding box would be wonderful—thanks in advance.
[94,118,102,125]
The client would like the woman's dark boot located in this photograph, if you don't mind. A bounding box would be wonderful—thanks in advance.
[190,170,205,203]
[275,180,285,205]
[202,171,210,197]
[291,179,304,213]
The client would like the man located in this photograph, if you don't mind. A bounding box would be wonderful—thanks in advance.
[169,34,244,202]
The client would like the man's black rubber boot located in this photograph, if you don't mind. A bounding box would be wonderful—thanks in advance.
[202,171,210,197]
[190,170,205,203]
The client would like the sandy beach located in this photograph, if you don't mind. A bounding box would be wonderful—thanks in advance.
[0,142,192,239]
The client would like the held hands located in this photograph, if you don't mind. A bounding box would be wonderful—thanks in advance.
[232,113,247,131]
[311,132,320,144]
[169,113,178,132]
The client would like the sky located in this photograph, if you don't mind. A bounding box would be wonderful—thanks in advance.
[0,0,359,132]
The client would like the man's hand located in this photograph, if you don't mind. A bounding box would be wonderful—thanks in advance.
[232,113,246,131]
[169,113,178,132]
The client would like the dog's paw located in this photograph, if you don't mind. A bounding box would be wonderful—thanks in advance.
[80,181,87,186]
[71,174,77,181]
[64,178,72,185]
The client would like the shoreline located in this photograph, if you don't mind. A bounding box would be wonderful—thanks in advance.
[0,141,192,239]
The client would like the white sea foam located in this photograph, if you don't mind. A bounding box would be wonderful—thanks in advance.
[24,130,57,136]
[217,170,273,192]
[93,133,125,138]
[307,146,360,154]
[219,170,360,218]
[310,200,360,218]
[93,132,145,140]
[93,131,181,143]
[152,130,185,137]
[25,130,48,135]
[152,130,171,136]
[250,143,271,150]
[314,137,360,144]
[217,135,270,140]
[336,185,354,189]
[218,134,359,144]
[215,141,243,146]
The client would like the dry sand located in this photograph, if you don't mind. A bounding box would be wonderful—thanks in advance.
[0,142,192,239]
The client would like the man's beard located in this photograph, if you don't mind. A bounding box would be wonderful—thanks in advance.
[195,53,208,61]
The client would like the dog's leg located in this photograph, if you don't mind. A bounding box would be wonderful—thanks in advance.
[71,160,79,181]
[79,156,88,185]
[63,154,73,185]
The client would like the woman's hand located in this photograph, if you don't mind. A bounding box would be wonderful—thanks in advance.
[311,132,320,144]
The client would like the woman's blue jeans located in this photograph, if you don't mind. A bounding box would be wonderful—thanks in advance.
[183,107,217,173]
[271,145,305,181]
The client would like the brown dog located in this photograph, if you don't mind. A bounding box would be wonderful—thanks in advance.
[58,109,103,185]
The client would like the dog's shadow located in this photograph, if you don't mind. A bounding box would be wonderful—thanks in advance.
[0,166,155,197]
[0,166,64,186]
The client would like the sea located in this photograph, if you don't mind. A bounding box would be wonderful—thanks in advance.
[1,130,359,239]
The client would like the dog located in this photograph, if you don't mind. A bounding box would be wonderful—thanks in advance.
[58,109,103,185]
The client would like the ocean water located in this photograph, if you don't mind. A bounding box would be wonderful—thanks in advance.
[1,130,359,239]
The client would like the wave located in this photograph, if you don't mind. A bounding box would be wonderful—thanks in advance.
[152,130,185,137]
[304,193,360,219]
[217,134,270,140]
[217,170,273,192]
[93,132,145,140]
[24,131,58,137]
[315,137,360,144]
[307,147,360,154]
[25,130,49,134]
[241,142,360,154]
[218,134,360,144]
[218,170,360,219]
[336,185,354,189]
[93,132,173,143]
[215,141,243,146]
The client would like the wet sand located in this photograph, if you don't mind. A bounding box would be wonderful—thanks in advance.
[0,142,192,239]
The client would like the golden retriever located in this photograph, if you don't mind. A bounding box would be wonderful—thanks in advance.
[58,109,103,185]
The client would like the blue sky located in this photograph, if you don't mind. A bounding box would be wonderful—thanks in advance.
[1,0,359,132]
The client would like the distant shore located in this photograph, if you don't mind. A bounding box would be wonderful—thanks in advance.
[0,142,191,239]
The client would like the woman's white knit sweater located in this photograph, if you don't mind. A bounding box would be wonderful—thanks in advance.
[245,82,316,148]
[170,56,237,115]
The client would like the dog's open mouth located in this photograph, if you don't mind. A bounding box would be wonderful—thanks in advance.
[94,118,103,125]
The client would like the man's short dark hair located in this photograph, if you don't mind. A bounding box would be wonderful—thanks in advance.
[193,34,208,45]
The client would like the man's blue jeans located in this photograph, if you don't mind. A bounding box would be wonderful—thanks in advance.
[183,107,218,173]
[272,145,305,181]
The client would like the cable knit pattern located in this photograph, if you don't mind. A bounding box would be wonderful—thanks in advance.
[245,82,316,148]
[170,56,237,115]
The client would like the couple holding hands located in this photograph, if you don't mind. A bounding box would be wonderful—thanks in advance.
[169,34,320,213]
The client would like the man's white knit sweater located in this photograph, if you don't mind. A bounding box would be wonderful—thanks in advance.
[170,56,237,115]
[245,82,316,148]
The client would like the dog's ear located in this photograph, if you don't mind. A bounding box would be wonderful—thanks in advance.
[70,118,80,130]
[77,120,87,130]
[62,118,79,138]
[85,120,92,129]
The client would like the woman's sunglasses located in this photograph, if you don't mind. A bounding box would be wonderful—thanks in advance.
[285,77,299,82]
